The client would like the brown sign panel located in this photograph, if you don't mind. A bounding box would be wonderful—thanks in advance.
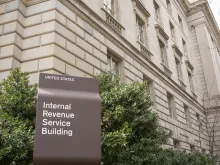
[33,73,101,165]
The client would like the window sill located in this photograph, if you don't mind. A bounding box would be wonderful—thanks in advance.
[178,78,186,90]
[161,63,172,78]
[191,91,197,100]
[137,41,152,60]
[101,8,125,35]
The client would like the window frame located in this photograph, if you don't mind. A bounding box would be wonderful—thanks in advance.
[159,39,168,68]
[184,104,192,128]
[187,70,195,93]
[167,92,176,119]
[103,0,116,17]
[169,21,175,41]
[107,53,120,76]
[175,57,183,81]
[178,15,183,31]
[182,39,187,57]
[136,14,145,44]
[173,139,181,150]
[166,0,172,14]
[154,1,160,22]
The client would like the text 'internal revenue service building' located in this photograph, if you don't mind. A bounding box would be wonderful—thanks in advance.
[33,73,101,165]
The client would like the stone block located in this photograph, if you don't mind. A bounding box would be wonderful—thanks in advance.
[29,72,39,84]
[76,16,93,35]
[85,52,101,68]
[54,45,75,66]
[26,0,56,16]
[0,4,6,15]
[21,60,38,72]
[94,67,101,75]
[93,48,107,63]
[85,33,100,49]
[55,11,66,26]
[55,22,75,44]
[41,32,66,48]
[5,0,19,13]
[0,33,16,47]
[15,33,23,49]
[40,21,56,35]
[66,19,84,38]
[0,71,10,82]
[24,24,41,38]
[22,44,55,61]
[106,39,124,58]
[76,57,93,75]
[66,64,85,77]
[0,45,21,60]
[100,44,107,54]
[93,29,105,43]
[25,14,41,27]
[76,36,92,54]
[56,1,76,22]
[3,21,16,34]
[0,11,18,25]
[42,10,56,23]
[23,36,40,50]
[125,69,135,80]
[42,70,61,75]
[0,58,13,71]
[0,25,2,35]
[39,57,65,73]
[66,41,85,59]
[101,62,107,71]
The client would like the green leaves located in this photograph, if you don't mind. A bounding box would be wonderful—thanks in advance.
[98,73,170,165]
[98,73,216,165]
[0,68,37,165]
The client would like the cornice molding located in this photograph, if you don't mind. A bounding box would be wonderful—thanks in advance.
[155,24,169,40]
[178,0,220,46]
[132,0,150,18]
[172,44,183,57]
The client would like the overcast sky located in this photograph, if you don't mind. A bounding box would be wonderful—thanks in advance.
[209,0,220,28]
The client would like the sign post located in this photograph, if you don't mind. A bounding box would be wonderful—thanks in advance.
[33,73,101,165]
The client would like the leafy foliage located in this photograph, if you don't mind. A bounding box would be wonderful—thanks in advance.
[0,68,37,165]
[98,73,170,165]
[155,149,217,165]
[0,70,217,164]
[99,73,216,165]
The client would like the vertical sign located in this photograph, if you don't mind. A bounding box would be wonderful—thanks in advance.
[33,73,101,165]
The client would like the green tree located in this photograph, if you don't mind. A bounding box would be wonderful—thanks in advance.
[98,73,170,165]
[99,73,216,165]
[0,68,37,165]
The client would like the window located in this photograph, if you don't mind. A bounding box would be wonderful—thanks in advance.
[144,76,155,101]
[178,15,183,31]
[154,1,160,22]
[182,39,187,56]
[190,145,195,152]
[187,71,194,93]
[196,113,202,132]
[103,0,115,16]
[167,92,176,119]
[184,104,191,128]
[107,54,119,76]
[175,58,182,80]
[136,15,145,44]
[170,22,175,41]
[173,139,180,150]
[166,0,172,14]
[159,39,168,67]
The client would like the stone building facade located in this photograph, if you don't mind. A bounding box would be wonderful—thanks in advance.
[0,0,220,154]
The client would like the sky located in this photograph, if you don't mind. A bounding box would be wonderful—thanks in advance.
[208,0,220,28]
